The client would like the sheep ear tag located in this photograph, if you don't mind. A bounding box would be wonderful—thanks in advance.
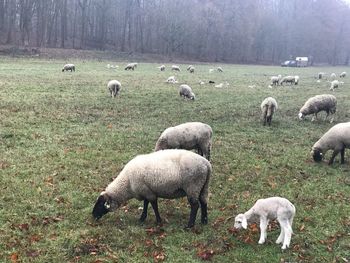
[92,194,110,220]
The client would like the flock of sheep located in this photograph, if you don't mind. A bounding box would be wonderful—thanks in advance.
[61,62,348,250]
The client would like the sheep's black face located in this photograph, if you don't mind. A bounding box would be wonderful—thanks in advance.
[312,149,323,162]
[92,194,110,220]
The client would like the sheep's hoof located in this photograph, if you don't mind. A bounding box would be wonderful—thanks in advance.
[258,240,265,244]
[201,217,208,225]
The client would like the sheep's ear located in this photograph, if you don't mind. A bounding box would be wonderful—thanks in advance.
[242,217,248,229]
[92,193,111,220]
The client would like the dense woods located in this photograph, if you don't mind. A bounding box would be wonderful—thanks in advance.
[0,0,349,65]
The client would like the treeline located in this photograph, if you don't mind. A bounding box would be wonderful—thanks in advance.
[0,0,349,64]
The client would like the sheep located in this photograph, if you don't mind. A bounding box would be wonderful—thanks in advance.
[298,94,337,123]
[340,72,346,78]
[330,80,340,91]
[318,72,325,79]
[280,76,297,85]
[125,63,136,71]
[186,65,193,71]
[188,66,195,73]
[270,75,282,86]
[171,65,181,71]
[107,80,121,98]
[158,65,165,71]
[330,73,336,80]
[311,122,350,165]
[92,149,212,228]
[294,75,300,85]
[217,67,223,72]
[166,76,178,84]
[234,197,296,250]
[62,63,75,72]
[179,84,195,100]
[155,122,212,161]
[261,97,278,126]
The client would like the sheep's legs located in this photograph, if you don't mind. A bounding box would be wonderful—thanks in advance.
[276,228,284,244]
[199,199,208,224]
[280,221,292,249]
[186,198,199,228]
[258,218,268,244]
[329,149,340,165]
[341,148,345,164]
[150,200,162,224]
[139,200,149,223]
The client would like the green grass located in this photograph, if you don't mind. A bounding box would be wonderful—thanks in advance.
[0,57,349,263]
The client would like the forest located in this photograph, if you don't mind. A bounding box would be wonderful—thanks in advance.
[0,0,350,64]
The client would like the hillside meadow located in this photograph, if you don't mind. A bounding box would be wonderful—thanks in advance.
[0,58,349,262]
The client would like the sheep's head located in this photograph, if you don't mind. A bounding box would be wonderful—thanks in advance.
[190,93,196,100]
[92,192,112,220]
[298,112,305,120]
[234,214,248,229]
[311,148,323,162]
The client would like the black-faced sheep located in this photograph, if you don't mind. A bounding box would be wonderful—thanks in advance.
[234,197,295,250]
[155,122,212,161]
[92,149,212,228]
[261,97,278,126]
[62,64,75,72]
[107,80,121,98]
[298,94,337,123]
[311,122,350,165]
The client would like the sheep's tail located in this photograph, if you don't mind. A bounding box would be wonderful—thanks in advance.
[199,162,212,204]
[267,105,274,118]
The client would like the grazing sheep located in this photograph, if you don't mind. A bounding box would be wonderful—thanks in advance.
[187,66,195,73]
[271,75,282,86]
[217,67,223,72]
[158,65,165,71]
[294,75,300,85]
[166,76,178,84]
[318,72,325,79]
[234,197,295,250]
[92,149,212,228]
[62,63,75,72]
[125,63,136,71]
[311,122,350,165]
[107,80,121,98]
[330,80,340,91]
[261,97,278,126]
[280,76,297,85]
[330,73,336,80]
[187,65,193,71]
[172,65,181,71]
[179,84,195,100]
[155,122,212,161]
[340,72,346,78]
[298,94,337,122]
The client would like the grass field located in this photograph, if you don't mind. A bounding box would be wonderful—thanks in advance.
[0,57,349,263]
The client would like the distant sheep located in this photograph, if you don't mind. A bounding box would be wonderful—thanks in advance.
[179,84,195,100]
[172,65,181,71]
[125,63,137,70]
[217,67,223,72]
[340,72,346,78]
[62,64,75,72]
[298,94,336,122]
[158,65,165,71]
[107,80,121,98]
[261,97,278,126]
[92,149,212,228]
[271,75,282,86]
[280,76,297,85]
[330,80,340,91]
[318,72,325,79]
[166,76,178,84]
[234,197,296,250]
[155,122,212,161]
[187,66,195,73]
[311,122,350,165]
[330,73,336,80]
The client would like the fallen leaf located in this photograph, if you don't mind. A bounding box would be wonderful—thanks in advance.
[10,253,18,263]
[197,249,215,261]
[299,224,305,232]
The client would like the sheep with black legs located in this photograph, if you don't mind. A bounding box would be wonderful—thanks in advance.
[261,97,278,126]
[179,84,195,100]
[311,122,350,165]
[271,75,282,86]
[125,63,137,71]
[155,122,212,161]
[298,94,337,123]
[107,80,121,98]
[92,149,212,228]
[280,76,297,85]
[234,197,296,250]
[62,64,75,72]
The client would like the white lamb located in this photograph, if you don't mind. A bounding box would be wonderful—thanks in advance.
[172,65,181,71]
[107,80,121,98]
[166,76,178,84]
[234,197,296,250]
[92,149,212,228]
[340,72,346,78]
